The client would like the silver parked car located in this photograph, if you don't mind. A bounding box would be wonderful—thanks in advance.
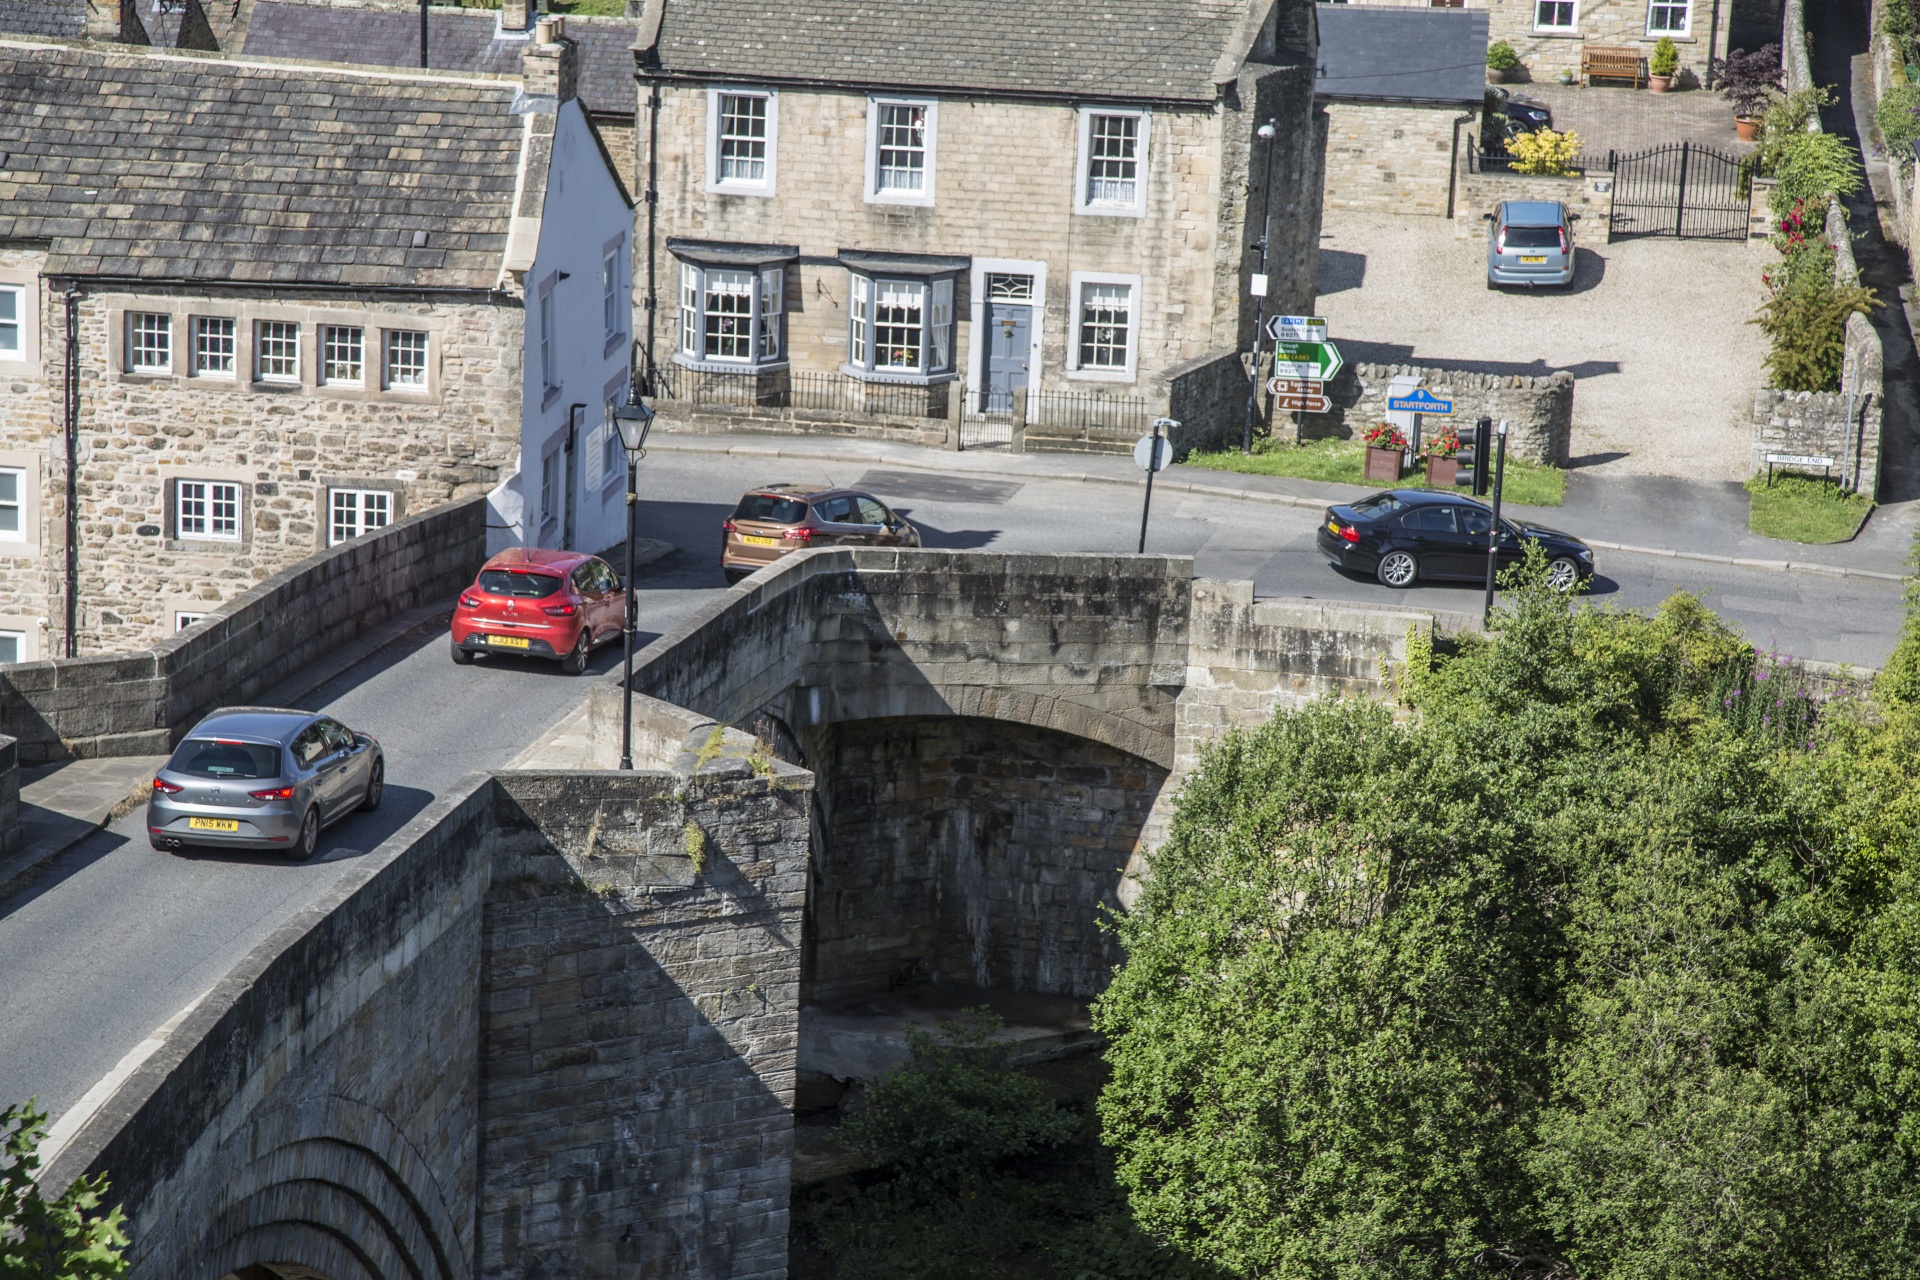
[147,707,384,861]
[1485,199,1577,290]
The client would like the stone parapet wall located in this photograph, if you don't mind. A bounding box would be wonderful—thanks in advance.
[1304,361,1575,465]
[0,734,16,857]
[0,495,485,762]
[1322,101,1465,218]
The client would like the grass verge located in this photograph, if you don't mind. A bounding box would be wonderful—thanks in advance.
[1745,473,1874,544]
[1183,436,1567,507]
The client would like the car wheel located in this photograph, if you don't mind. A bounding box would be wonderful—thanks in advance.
[560,631,590,676]
[360,758,384,812]
[1546,556,1581,591]
[1376,550,1419,589]
[287,807,320,863]
[1486,276,1499,291]
[451,640,475,666]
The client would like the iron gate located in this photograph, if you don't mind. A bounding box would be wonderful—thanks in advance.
[1608,142,1752,240]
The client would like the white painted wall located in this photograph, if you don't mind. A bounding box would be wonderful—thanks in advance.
[494,99,636,557]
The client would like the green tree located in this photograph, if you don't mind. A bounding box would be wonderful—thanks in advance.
[1,1101,130,1280]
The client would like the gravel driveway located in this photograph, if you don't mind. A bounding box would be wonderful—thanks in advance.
[1314,210,1772,480]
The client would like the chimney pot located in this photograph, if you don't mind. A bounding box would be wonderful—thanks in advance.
[523,21,578,105]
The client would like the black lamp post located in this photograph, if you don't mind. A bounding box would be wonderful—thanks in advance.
[610,398,654,771]
[1242,119,1279,456]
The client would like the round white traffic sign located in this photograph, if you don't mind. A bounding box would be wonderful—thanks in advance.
[1134,435,1173,473]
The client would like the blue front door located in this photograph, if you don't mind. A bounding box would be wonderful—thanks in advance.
[984,298,1031,412]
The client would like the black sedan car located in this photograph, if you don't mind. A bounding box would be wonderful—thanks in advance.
[1317,490,1595,590]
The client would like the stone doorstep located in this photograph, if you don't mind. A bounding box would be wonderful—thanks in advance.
[0,754,170,904]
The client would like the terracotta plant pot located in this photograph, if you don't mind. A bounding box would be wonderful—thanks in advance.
[1425,456,1460,487]
[1486,68,1508,85]
[1648,74,1672,93]
[1364,446,1403,483]
[1736,115,1761,141]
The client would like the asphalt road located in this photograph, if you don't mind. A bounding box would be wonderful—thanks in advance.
[0,448,1905,1130]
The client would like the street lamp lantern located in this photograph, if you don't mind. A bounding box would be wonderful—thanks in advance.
[611,397,655,770]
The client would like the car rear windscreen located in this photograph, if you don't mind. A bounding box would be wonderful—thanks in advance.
[1350,494,1407,518]
[733,494,810,523]
[1501,226,1562,248]
[167,739,282,780]
[478,570,563,598]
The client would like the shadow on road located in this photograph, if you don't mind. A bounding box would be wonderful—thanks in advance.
[889,508,1003,550]
[1317,247,1367,295]
[1327,338,1622,381]
[162,783,438,867]
[0,828,129,922]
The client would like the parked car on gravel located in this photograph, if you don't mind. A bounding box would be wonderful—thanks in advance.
[721,485,921,584]
[148,708,383,861]
[1485,199,1578,290]
[451,548,626,674]
[1317,489,1594,590]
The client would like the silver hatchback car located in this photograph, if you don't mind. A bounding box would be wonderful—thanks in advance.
[1485,199,1578,289]
[147,707,384,861]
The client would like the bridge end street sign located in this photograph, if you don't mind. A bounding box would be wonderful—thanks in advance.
[1386,388,1453,415]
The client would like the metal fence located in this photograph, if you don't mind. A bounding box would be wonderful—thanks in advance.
[649,365,951,418]
[1028,390,1157,440]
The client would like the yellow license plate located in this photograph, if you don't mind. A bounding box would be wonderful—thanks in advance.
[188,817,240,832]
[487,634,531,649]
[740,535,779,547]
[1328,519,1339,533]
[1520,255,1547,264]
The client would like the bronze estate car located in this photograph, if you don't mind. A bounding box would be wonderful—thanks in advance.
[720,485,922,583]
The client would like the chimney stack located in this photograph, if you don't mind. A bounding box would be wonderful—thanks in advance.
[501,0,534,35]
[523,16,577,104]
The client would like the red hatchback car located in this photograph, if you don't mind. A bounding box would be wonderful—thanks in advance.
[450,548,625,674]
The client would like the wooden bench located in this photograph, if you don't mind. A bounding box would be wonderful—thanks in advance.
[1581,45,1646,88]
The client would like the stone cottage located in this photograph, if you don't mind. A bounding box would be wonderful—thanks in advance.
[1316,5,1489,217]
[631,0,1329,449]
[0,23,632,657]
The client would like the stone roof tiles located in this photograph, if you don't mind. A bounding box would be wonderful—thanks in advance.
[1313,4,1488,106]
[645,0,1259,104]
[0,41,524,288]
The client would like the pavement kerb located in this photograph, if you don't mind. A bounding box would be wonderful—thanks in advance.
[650,438,1914,584]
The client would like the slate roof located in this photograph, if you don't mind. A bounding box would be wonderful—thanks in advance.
[0,42,525,288]
[1314,4,1487,105]
[644,0,1259,104]
[241,2,637,118]
[0,0,82,38]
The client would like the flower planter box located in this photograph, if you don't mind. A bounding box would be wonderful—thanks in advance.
[1364,446,1403,483]
[1425,456,1459,487]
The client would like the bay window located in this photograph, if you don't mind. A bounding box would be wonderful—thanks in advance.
[843,268,958,383]
[670,240,793,373]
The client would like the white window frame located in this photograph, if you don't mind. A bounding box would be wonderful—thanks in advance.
[328,487,392,546]
[705,87,778,195]
[602,242,624,341]
[127,312,172,374]
[176,479,242,542]
[1645,0,1690,35]
[1534,0,1577,32]
[539,282,558,394]
[320,324,365,387]
[174,612,205,633]
[1074,107,1150,218]
[0,466,24,543]
[1067,271,1142,383]
[255,320,301,384]
[192,316,235,378]
[864,96,937,207]
[843,269,959,383]
[0,285,24,363]
[0,629,22,666]
[540,448,562,524]
[385,329,430,390]
[674,260,787,372]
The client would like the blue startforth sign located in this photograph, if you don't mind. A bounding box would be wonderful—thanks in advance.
[1386,388,1453,415]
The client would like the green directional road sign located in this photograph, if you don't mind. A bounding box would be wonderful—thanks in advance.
[1271,340,1343,382]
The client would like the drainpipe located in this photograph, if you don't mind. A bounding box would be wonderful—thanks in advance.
[418,0,428,68]
[62,288,81,658]
[642,73,661,394]
[1447,108,1477,220]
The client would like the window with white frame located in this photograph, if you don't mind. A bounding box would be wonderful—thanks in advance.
[321,324,364,386]
[1646,0,1688,33]
[867,98,935,203]
[256,320,300,382]
[192,316,234,377]
[177,480,241,541]
[710,90,775,191]
[328,487,391,546]
[603,245,624,339]
[601,423,621,484]
[0,631,20,665]
[0,286,22,358]
[1073,278,1137,377]
[1078,109,1148,215]
[540,449,561,523]
[175,612,204,633]
[128,312,171,374]
[0,467,22,541]
[1534,0,1576,30]
[843,270,958,381]
[675,260,787,370]
[539,286,558,392]
[385,329,429,388]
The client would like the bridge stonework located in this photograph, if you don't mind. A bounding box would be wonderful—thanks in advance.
[44,549,1427,1280]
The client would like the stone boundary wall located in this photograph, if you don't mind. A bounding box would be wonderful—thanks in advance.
[1452,167,1615,243]
[1303,361,1575,465]
[0,496,485,763]
[1870,0,1915,251]
[0,734,16,857]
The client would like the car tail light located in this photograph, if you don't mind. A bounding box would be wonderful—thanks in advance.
[782,527,814,541]
[542,602,577,617]
[1495,226,1506,254]
[722,519,737,533]
[459,593,481,609]
[249,785,296,801]
[1338,523,1361,544]
[151,777,182,795]
[1558,226,1569,254]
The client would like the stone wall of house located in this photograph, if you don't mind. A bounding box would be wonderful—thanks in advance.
[8,283,522,652]
[1302,361,1575,465]
[1487,0,1726,83]
[1322,101,1465,217]
[0,247,58,659]
[1452,166,1614,238]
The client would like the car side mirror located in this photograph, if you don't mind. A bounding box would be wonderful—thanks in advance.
[1481,212,1496,222]
[1568,212,1582,222]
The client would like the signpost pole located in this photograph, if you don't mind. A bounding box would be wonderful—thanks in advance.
[1481,421,1508,626]
[1138,417,1165,553]
[1241,121,1279,455]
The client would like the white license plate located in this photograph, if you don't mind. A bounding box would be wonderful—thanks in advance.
[487,634,531,649]
[1519,255,1548,264]
[740,535,779,547]
[188,817,240,832]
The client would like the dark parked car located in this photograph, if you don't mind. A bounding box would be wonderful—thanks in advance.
[1317,490,1595,590]
[1483,86,1554,152]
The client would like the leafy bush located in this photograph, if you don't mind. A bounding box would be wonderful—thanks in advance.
[1486,41,1520,72]
[1650,36,1680,78]
[1770,130,1865,215]
[1878,82,1920,167]
[1755,85,1835,174]
[2,1101,129,1280]
[1716,43,1784,117]
[1506,126,1583,175]
[1753,260,1875,391]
